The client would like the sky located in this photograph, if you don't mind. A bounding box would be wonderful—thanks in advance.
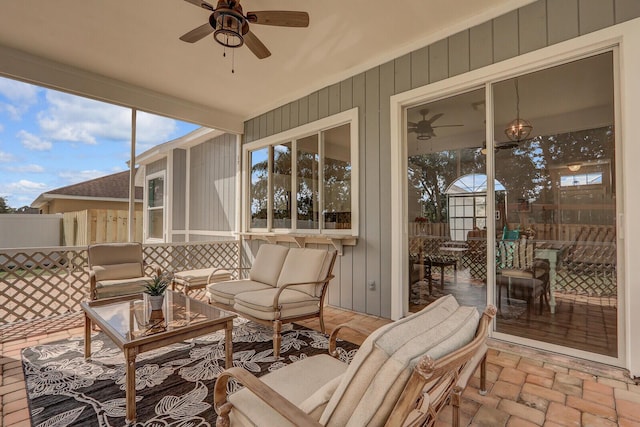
[0,76,200,209]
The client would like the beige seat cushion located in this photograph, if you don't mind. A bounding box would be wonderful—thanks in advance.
[229,354,347,426]
[248,244,290,287]
[95,277,152,299]
[277,248,334,297]
[320,295,479,427]
[233,288,320,320]
[89,242,143,266]
[173,268,232,287]
[92,262,143,281]
[206,279,273,305]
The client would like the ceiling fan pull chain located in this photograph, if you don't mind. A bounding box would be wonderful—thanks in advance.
[232,48,235,74]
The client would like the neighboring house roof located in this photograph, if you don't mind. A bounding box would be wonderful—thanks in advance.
[31,170,143,208]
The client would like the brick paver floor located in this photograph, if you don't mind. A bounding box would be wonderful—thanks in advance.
[2,307,639,426]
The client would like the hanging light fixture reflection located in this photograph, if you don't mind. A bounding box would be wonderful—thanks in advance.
[504,79,533,142]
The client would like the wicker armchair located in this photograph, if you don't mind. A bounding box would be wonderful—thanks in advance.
[213,295,496,427]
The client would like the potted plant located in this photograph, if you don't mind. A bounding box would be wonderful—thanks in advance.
[144,273,170,311]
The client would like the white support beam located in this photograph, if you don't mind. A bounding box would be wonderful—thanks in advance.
[0,44,244,133]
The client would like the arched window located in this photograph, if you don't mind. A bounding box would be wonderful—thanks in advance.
[445,173,505,241]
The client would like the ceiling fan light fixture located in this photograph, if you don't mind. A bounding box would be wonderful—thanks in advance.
[416,134,432,141]
[212,9,245,48]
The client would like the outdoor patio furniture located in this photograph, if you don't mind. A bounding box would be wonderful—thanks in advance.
[496,238,550,313]
[206,244,337,358]
[425,254,458,291]
[171,267,233,295]
[87,242,161,300]
[213,294,497,427]
[81,290,236,422]
[496,275,546,317]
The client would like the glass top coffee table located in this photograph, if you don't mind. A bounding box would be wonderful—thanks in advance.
[80,290,237,422]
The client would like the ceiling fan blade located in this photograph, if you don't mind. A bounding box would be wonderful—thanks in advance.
[244,30,271,59]
[407,122,417,127]
[428,113,444,124]
[180,23,214,43]
[432,124,464,128]
[183,0,215,11]
[246,11,310,27]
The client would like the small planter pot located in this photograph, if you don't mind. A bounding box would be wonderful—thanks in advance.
[148,295,165,311]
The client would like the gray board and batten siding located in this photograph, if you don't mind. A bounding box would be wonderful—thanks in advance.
[146,133,237,242]
[242,0,640,318]
[189,133,237,236]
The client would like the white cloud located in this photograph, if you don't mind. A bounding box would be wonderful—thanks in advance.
[0,78,40,119]
[136,111,178,144]
[0,150,15,162]
[0,179,48,207]
[6,164,45,173]
[58,169,105,184]
[0,179,47,195]
[17,130,52,151]
[38,91,179,146]
[0,79,39,103]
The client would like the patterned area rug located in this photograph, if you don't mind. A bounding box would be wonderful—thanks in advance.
[21,319,359,426]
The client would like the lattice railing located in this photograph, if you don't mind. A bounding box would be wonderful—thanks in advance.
[0,240,241,327]
[143,240,242,279]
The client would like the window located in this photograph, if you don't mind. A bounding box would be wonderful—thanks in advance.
[445,174,506,241]
[245,109,358,235]
[146,172,165,241]
[250,148,268,229]
[560,171,603,187]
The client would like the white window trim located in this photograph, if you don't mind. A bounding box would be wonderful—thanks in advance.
[242,107,359,236]
[390,21,640,374]
[144,170,167,243]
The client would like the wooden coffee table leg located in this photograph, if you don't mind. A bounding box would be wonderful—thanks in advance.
[125,347,138,422]
[225,320,233,369]
[84,313,91,358]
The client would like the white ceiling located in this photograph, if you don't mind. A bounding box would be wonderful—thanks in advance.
[0,0,534,133]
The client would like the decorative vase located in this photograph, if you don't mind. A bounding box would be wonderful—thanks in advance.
[149,295,164,311]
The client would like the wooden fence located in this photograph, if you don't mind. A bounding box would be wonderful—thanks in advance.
[62,209,143,246]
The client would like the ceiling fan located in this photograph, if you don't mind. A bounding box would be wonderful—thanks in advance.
[408,109,463,140]
[179,0,309,59]
[477,141,519,154]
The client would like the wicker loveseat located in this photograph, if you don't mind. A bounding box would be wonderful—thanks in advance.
[206,244,337,358]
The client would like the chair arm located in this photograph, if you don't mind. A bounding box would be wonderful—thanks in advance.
[271,276,334,309]
[328,321,372,357]
[454,342,487,391]
[214,367,322,427]
[206,266,238,285]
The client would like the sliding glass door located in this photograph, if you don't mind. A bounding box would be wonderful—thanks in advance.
[405,50,619,358]
[492,52,617,357]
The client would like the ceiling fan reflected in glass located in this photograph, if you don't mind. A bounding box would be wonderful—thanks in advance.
[179,0,309,60]
[407,109,463,140]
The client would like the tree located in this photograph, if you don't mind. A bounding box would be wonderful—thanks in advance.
[0,196,14,213]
